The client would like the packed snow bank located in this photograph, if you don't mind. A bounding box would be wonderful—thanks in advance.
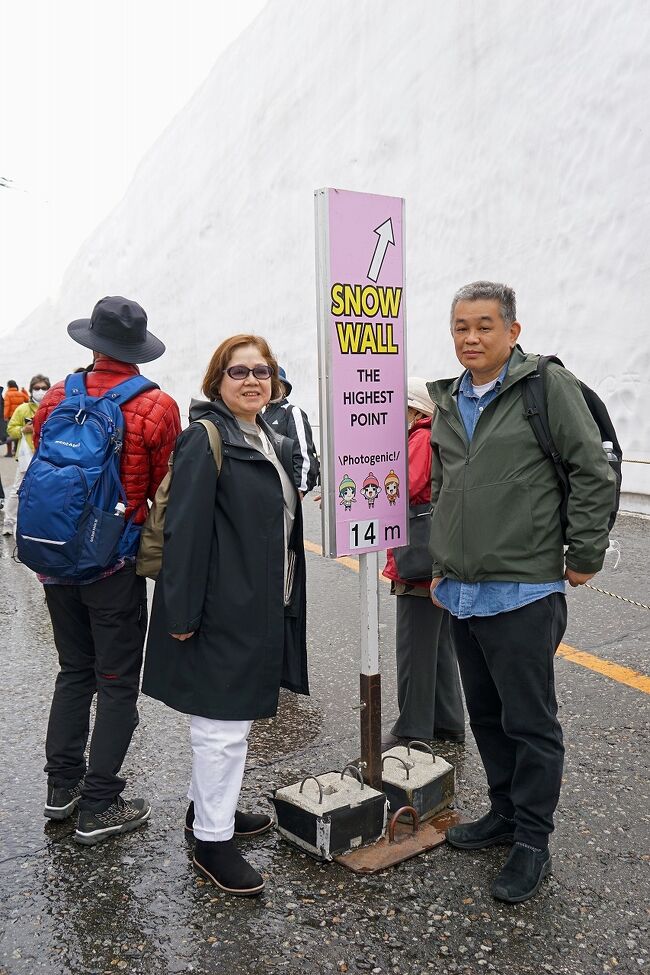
[5,0,649,507]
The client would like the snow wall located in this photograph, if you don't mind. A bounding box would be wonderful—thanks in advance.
[6,0,650,510]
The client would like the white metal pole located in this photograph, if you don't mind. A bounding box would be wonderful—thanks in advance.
[359,552,380,675]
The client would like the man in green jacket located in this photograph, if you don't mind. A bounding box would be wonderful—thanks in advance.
[427,281,615,903]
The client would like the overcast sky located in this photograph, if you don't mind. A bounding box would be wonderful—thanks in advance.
[0,0,267,336]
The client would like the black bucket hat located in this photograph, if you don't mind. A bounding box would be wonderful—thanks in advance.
[67,296,165,364]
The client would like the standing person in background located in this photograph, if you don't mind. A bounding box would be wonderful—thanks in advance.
[263,366,319,496]
[4,381,29,457]
[382,377,464,749]
[32,296,181,846]
[0,385,5,505]
[142,334,309,897]
[428,281,615,903]
[2,374,51,537]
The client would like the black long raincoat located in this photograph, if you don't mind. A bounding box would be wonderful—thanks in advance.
[141,398,309,720]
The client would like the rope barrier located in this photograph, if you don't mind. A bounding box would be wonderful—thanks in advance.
[584,583,650,611]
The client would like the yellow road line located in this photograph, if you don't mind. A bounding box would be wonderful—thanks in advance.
[304,539,360,573]
[556,643,650,695]
[303,540,650,696]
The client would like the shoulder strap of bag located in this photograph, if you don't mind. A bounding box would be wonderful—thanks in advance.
[62,372,158,406]
[521,354,570,533]
[64,372,87,397]
[102,375,159,406]
[194,417,222,474]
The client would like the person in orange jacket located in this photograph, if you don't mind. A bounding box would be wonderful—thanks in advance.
[3,381,29,456]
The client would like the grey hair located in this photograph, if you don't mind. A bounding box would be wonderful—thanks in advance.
[450,281,517,330]
[29,373,51,391]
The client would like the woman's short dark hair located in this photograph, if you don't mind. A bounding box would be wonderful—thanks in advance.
[202,334,283,402]
[29,373,51,392]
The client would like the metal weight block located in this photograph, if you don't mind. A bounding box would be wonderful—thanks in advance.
[272,764,388,860]
[381,742,454,822]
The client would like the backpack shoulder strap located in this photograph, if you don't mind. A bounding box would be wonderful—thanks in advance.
[195,418,222,474]
[64,372,88,397]
[62,373,158,406]
[522,355,570,533]
[521,355,565,464]
[103,375,159,407]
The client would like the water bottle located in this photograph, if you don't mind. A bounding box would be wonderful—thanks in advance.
[114,501,126,517]
[601,443,620,568]
[602,440,617,463]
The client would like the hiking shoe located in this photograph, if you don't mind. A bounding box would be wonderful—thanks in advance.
[193,838,264,896]
[74,796,151,846]
[492,842,552,903]
[44,779,84,820]
[433,727,466,744]
[446,810,515,849]
[184,801,273,840]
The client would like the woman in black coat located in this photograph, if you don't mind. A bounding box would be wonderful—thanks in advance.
[142,334,308,897]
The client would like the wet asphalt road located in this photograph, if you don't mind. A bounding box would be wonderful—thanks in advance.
[0,452,648,975]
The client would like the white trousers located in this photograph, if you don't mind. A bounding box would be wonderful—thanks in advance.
[188,715,253,842]
[3,465,24,533]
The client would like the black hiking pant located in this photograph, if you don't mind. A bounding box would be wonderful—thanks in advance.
[44,565,148,810]
[450,593,567,849]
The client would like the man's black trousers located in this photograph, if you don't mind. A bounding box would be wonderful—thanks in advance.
[44,565,148,810]
[450,593,567,849]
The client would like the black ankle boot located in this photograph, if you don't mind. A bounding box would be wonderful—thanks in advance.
[492,842,552,903]
[446,810,515,849]
[185,801,273,840]
[193,839,265,896]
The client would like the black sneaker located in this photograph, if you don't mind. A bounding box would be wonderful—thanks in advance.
[433,727,466,744]
[184,801,272,840]
[446,810,515,849]
[193,838,265,896]
[44,780,84,820]
[75,796,151,846]
[492,842,552,903]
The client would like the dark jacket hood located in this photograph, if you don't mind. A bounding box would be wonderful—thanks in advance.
[188,397,284,451]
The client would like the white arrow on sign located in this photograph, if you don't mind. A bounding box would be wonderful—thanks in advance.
[367,218,395,283]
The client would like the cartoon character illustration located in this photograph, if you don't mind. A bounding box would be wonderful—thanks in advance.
[360,471,381,509]
[338,473,357,511]
[384,469,400,505]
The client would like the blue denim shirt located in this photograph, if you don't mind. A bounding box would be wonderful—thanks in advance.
[434,364,565,619]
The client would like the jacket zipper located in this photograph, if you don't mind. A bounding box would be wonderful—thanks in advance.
[434,404,469,580]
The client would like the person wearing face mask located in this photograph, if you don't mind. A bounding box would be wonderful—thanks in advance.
[3,380,29,457]
[3,374,51,538]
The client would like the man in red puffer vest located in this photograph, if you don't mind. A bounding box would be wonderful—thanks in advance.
[33,296,181,846]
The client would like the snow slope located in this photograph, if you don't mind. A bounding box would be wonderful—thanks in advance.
[6,0,650,506]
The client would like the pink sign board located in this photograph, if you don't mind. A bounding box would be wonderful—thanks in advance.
[315,188,408,558]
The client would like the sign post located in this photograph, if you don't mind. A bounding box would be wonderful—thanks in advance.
[315,187,408,789]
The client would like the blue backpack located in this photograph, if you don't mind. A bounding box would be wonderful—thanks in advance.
[17,372,158,579]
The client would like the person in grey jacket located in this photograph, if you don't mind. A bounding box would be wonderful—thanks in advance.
[263,367,319,496]
[428,281,615,904]
[142,334,309,898]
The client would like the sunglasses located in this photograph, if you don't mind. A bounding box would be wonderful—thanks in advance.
[224,365,273,381]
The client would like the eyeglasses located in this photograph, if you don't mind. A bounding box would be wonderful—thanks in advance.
[32,385,48,391]
[224,365,273,381]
